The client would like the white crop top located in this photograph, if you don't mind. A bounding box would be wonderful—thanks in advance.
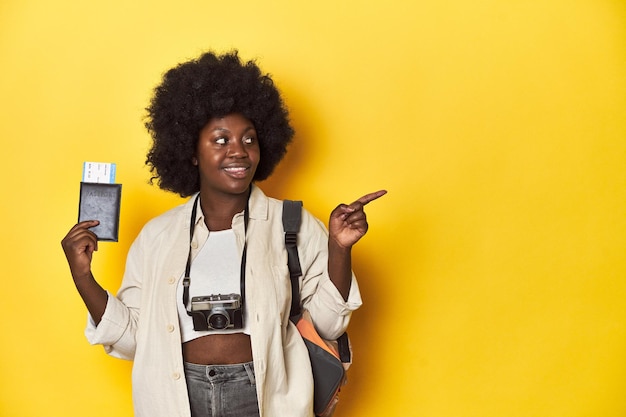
[177,229,250,342]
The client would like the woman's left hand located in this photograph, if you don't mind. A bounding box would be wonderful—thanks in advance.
[329,190,387,248]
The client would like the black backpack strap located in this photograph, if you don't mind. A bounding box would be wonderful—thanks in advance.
[282,200,303,319]
[337,332,351,363]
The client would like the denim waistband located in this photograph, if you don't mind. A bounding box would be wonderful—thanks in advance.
[184,361,256,385]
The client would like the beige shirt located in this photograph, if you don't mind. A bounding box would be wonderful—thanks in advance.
[85,185,362,417]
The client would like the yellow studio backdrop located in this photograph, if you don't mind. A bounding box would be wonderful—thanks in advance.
[1,0,625,416]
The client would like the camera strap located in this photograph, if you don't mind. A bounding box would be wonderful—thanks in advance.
[182,191,250,317]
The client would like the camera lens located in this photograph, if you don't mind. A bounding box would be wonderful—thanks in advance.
[208,311,230,329]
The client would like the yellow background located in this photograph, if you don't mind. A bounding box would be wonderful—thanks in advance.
[1,1,625,416]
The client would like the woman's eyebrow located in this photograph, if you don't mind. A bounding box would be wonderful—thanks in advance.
[211,126,256,133]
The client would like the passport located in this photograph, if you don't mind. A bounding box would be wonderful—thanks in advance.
[78,182,122,241]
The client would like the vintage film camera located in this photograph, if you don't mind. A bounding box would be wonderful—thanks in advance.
[190,293,243,331]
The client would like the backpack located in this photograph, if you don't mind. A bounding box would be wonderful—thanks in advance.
[282,200,352,417]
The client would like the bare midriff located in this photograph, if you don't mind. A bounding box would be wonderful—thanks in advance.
[183,333,253,365]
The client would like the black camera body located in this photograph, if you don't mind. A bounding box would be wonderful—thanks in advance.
[190,293,243,331]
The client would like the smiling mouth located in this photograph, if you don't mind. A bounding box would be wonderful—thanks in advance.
[223,166,250,178]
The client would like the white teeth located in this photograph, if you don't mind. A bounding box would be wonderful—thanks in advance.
[224,167,247,172]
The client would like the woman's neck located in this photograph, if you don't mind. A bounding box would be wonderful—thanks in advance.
[198,188,250,231]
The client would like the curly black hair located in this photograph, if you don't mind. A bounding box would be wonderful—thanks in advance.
[144,50,295,197]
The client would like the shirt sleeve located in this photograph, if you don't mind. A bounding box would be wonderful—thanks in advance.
[84,291,137,360]
[83,234,144,360]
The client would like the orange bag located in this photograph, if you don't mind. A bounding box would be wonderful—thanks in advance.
[295,311,351,416]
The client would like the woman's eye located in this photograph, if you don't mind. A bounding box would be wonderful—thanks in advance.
[243,136,256,144]
[215,137,227,145]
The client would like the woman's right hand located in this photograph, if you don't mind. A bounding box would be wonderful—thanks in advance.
[61,220,100,282]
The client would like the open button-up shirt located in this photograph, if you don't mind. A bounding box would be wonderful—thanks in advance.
[85,185,362,417]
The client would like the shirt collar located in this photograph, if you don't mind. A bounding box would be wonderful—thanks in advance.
[189,184,270,229]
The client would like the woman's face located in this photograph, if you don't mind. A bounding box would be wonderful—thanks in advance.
[194,113,260,197]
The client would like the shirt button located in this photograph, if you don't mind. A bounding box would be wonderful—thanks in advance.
[168,276,176,284]
[166,324,175,333]
[191,241,198,249]
[172,372,181,380]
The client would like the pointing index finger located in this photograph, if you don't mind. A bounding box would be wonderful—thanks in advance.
[354,190,387,206]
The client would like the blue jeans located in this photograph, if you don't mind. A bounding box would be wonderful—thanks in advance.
[184,361,260,417]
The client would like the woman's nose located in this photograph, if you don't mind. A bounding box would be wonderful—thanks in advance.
[227,139,248,157]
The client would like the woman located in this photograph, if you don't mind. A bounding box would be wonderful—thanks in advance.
[62,50,385,417]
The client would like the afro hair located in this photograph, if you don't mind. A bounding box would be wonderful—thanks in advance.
[145,50,294,197]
